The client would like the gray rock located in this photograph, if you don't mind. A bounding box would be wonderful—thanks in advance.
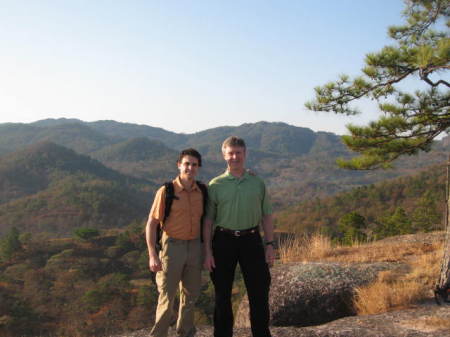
[109,302,450,337]
[236,262,405,327]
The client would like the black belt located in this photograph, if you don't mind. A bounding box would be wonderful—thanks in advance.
[215,226,259,237]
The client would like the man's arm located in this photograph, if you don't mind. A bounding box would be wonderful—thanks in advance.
[145,216,162,272]
[261,214,275,267]
[203,217,216,272]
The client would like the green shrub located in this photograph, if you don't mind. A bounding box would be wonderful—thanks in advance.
[73,228,100,241]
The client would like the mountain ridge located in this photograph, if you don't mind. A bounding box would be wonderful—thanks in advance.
[0,141,155,235]
[1,118,447,210]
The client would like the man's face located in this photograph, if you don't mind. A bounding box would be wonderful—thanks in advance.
[223,145,246,170]
[177,155,199,180]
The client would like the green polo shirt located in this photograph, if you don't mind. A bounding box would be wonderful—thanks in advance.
[205,171,272,230]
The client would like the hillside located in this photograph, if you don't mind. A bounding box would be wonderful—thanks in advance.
[275,163,447,240]
[88,120,189,149]
[31,119,325,155]
[0,226,216,337]
[0,119,448,209]
[0,142,129,203]
[1,229,447,337]
[0,142,155,236]
[182,121,320,156]
[0,122,117,156]
[31,118,188,149]
[0,175,151,236]
[91,137,180,181]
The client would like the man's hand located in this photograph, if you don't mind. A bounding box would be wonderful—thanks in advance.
[265,245,275,267]
[145,217,162,272]
[204,252,216,272]
[149,253,162,272]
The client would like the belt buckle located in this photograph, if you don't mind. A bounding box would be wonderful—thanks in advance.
[234,230,241,237]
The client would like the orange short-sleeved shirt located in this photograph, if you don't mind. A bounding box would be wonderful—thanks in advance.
[149,177,203,240]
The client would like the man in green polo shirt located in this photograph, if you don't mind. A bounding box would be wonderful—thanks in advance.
[203,136,274,337]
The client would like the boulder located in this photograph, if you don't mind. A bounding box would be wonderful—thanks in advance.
[235,261,404,327]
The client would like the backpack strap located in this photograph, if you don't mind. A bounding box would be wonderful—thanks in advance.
[196,180,208,243]
[196,180,208,214]
[163,181,177,224]
[156,181,177,252]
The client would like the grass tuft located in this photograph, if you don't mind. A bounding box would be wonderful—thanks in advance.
[278,233,332,263]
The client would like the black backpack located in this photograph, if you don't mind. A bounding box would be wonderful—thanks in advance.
[155,180,208,251]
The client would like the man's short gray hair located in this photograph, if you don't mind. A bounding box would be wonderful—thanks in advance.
[222,136,246,153]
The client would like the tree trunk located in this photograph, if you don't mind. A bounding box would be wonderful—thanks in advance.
[435,156,450,303]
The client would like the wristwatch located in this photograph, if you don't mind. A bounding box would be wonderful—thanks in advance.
[265,241,275,247]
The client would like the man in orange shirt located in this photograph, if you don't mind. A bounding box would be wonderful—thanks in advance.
[145,148,205,337]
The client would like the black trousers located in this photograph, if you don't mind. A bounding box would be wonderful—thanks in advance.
[211,229,271,337]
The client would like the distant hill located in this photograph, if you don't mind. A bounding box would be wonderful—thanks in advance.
[87,120,447,208]
[87,120,189,149]
[275,163,447,239]
[31,117,85,127]
[33,120,322,155]
[31,118,188,148]
[25,119,333,155]
[0,119,448,209]
[183,121,321,155]
[0,142,155,236]
[0,122,117,156]
[91,137,180,182]
[0,142,127,203]
[92,137,175,162]
[0,175,151,236]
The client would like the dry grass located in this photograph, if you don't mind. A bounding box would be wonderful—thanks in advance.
[354,245,443,315]
[279,232,442,264]
[354,276,428,314]
[278,232,445,315]
[278,233,333,263]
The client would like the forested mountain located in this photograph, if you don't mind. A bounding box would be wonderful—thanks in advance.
[1,119,339,156]
[0,142,131,203]
[182,121,321,156]
[0,119,448,210]
[91,137,180,182]
[275,163,447,242]
[29,119,322,154]
[0,122,117,155]
[0,142,155,236]
[30,118,188,148]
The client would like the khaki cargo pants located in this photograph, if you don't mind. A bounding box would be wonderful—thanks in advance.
[151,232,202,337]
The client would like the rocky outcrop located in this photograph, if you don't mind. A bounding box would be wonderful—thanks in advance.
[108,232,448,337]
[236,262,406,327]
[110,302,450,337]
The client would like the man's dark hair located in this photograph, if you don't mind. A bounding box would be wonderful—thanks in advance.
[178,148,202,167]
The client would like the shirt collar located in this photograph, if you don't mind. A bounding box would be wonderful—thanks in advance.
[173,176,199,192]
[224,170,249,181]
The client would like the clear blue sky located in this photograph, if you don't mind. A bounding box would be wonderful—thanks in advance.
[0,0,406,135]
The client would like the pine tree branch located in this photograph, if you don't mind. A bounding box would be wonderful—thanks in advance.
[315,71,414,112]
[306,0,450,169]
[420,73,450,87]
